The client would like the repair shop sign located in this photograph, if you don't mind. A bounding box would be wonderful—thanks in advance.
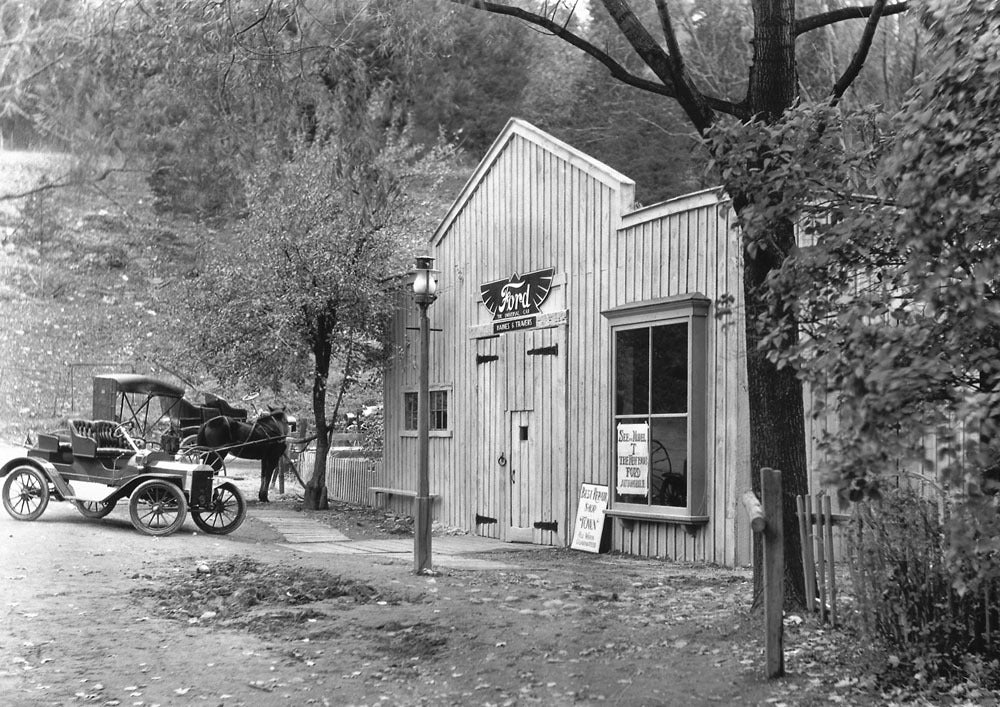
[571,483,609,553]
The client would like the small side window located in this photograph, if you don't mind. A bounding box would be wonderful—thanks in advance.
[403,392,418,431]
[403,390,450,432]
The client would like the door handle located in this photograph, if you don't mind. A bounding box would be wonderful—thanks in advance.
[510,468,516,484]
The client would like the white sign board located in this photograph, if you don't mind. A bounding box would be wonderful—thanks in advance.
[570,483,609,553]
[616,422,649,496]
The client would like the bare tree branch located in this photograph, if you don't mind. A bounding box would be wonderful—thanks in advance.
[650,0,723,132]
[653,0,685,77]
[449,1,745,126]
[797,1,908,36]
[599,0,717,131]
[831,0,887,99]
[0,167,138,202]
[449,1,671,92]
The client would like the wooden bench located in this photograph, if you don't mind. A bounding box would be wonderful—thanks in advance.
[369,486,439,505]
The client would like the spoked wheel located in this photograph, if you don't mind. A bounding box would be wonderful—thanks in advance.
[178,436,226,473]
[74,499,116,519]
[191,482,246,535]
[2,465,50,521]
[128,480,188,536]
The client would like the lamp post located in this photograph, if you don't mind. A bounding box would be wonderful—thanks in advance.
[412,255,438,574]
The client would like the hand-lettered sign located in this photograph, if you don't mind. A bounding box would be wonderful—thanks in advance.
[616,423,649,496]
[480,268,555,321]
[571,483,609,553]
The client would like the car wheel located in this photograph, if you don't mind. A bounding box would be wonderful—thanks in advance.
[74,499,116,519]
[128,480,187,536]
[191,482,246,535]
[2,465,50,521]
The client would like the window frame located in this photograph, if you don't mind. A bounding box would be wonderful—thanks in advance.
[401,386,453,438]
[602,294,710,524]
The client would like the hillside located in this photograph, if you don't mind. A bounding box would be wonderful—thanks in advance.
[0,149,470,445]
[0,151,249,443]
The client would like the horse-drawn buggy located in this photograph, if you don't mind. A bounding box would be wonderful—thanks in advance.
[1,374,293,536]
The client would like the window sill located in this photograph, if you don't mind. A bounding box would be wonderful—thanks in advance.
[400,430,453,438]
[604,508,709,525]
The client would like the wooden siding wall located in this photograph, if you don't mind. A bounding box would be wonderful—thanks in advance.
[381,131,632,540]
[613,194,753,566]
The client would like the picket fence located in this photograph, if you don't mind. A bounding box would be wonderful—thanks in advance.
[295,445,382,506]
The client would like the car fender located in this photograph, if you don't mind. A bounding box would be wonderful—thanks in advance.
[115,472,186,499]
[0,456,74,500]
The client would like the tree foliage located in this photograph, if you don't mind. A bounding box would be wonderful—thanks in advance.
[2,1,456,214]
[723,1,1000,499]
[710,2,1000,665]
[181,64,455,507]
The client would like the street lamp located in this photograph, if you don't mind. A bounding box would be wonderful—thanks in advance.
[412,255,438,574]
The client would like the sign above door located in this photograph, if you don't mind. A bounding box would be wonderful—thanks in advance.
[480,268,555,321]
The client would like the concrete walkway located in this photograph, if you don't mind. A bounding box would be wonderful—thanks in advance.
[252,511,552,570]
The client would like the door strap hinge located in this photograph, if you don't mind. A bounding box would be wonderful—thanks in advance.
[476,354,499,364]
[476,513,498,525]
[533,520,558,532]
[526,345,558,356]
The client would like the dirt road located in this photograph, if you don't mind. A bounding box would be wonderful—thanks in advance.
[1,490,783,707]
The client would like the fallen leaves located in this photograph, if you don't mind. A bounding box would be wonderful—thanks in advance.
[135,556,404,631]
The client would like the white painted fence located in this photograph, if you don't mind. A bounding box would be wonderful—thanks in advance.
[326,456,382,506]
[295,445,382,506]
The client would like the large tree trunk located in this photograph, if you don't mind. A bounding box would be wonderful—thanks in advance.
[732,0,807,610]
[741,217,808,608]
[303,336,332,510]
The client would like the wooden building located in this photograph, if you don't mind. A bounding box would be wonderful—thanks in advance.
[381,118,809,567]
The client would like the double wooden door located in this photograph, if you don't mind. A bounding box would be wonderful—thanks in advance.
[474,326,567,545]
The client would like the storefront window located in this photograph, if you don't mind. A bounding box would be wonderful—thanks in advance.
[604,294,709,521]
[614,323,688,508]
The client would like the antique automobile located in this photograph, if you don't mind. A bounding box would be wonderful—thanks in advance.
[1,418,246,536]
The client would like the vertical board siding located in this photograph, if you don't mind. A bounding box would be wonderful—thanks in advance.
[613,198,752,566]
[383,123,628,545]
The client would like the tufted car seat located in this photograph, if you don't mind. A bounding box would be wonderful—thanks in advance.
[69,419,134,459]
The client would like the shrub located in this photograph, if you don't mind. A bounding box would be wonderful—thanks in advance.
[849,486,1000,686]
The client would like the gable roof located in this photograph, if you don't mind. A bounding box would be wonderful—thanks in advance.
[432,118,636,246]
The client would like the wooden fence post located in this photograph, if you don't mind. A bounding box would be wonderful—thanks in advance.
[823,495,838,626]
[742,467,784,679]
[761,467,785,678]
[796,495,816,613]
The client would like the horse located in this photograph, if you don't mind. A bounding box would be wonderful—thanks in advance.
[196,407,289,502]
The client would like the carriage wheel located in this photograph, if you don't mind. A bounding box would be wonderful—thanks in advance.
[178,436,226,473]
[201,450,225,472]
[191,482,246,535]
[74,499,116,519]
[2,465,50,521]
[129,480,188,536]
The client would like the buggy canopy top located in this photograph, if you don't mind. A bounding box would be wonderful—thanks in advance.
[94,374,185,399]
[92,374,187,437]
